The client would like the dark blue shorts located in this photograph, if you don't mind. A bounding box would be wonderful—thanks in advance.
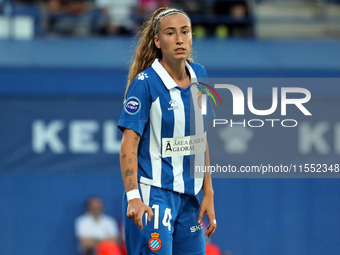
[123,183,206,255]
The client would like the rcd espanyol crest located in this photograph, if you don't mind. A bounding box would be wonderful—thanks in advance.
[148,232,162,251]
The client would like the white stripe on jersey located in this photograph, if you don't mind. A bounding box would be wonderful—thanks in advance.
[140,183,151,225]
[140,97,162,187]
[170,89,185,194]
[187,65,205,195]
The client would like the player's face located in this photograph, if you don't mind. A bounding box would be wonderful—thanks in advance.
[154,14,192,62]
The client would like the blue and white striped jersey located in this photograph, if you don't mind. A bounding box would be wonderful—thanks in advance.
[118,59,215,195]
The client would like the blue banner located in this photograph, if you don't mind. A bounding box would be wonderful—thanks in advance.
[0,97,123,173]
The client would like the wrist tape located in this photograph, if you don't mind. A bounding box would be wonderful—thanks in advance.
[126,189,141,201]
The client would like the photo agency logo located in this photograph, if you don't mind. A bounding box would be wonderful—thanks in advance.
[199,83,312,128]
[196,82,223,112]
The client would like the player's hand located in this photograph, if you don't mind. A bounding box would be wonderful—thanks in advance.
[197,193,217,238]
[127,198,154,230]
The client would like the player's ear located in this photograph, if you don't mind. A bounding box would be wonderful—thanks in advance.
[154,35,161,49]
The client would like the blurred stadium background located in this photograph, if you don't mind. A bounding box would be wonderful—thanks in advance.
[1,0,340,255]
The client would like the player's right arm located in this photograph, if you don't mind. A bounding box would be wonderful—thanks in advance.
[120,128,153,229]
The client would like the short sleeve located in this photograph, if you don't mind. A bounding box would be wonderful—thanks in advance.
[118,77,151,136]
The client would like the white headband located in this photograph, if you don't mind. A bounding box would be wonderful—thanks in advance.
[153,9,189,35]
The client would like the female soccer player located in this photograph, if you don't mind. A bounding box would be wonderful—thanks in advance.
[118,7,216,255]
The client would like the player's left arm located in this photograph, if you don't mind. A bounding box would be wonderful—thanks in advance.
[198,142,217,238]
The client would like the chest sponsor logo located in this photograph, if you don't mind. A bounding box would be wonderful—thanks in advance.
[162,132,206,157]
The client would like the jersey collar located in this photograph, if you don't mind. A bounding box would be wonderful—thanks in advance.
[151,58,197,90]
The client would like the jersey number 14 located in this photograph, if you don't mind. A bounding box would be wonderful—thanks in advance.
[152,204,172,231]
